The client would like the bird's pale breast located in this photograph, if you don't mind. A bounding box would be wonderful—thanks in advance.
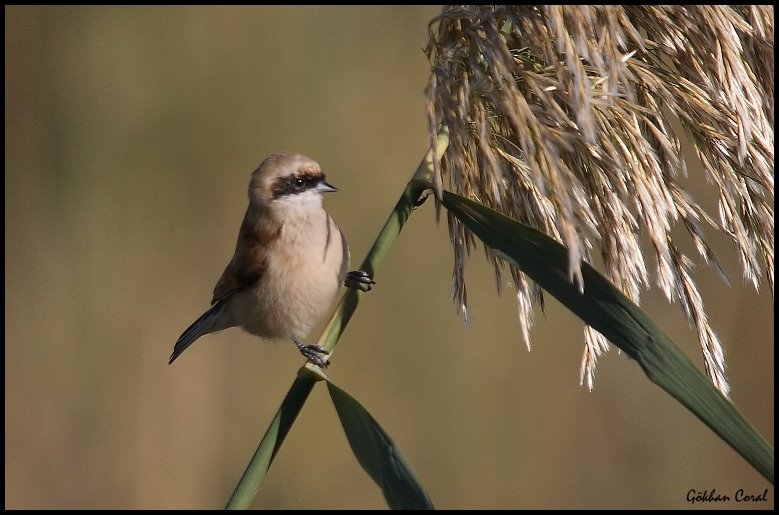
[235,211,346,340]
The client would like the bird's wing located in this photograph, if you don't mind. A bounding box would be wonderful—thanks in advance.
[211,207,281,305]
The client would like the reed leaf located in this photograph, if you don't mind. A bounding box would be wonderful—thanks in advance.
[439,186,774,484]
[328,381,435,510]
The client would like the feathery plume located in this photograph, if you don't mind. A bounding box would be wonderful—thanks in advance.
[425,5,774,396]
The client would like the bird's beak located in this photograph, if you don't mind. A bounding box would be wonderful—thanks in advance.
[317,180,339,194]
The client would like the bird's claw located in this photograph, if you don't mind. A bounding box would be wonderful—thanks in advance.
[345,270,375,292]
[295,340,331,368]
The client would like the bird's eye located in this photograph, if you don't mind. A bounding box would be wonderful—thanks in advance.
[292,177,306,190]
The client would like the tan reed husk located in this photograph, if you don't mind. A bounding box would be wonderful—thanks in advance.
[425,5,774,395]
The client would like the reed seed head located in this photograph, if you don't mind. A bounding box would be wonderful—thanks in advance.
[425,6,774,396]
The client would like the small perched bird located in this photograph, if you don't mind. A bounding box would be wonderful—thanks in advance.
[169,153,373,367]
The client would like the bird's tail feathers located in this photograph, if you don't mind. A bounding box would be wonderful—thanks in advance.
[169,302,229,364]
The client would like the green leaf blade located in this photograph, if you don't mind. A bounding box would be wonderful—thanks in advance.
[327,381,435,510]
[439,188,774,484]
[225,375,316,509]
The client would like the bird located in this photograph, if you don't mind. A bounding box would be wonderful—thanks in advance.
[169,152,374,367]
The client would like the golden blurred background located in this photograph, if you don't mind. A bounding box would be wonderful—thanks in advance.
[5,6,773,509]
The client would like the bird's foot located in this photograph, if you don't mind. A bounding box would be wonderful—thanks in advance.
[293,336,331,368]
[345,270,375,292]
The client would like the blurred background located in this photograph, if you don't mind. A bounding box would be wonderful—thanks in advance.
[5,5,773,509]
